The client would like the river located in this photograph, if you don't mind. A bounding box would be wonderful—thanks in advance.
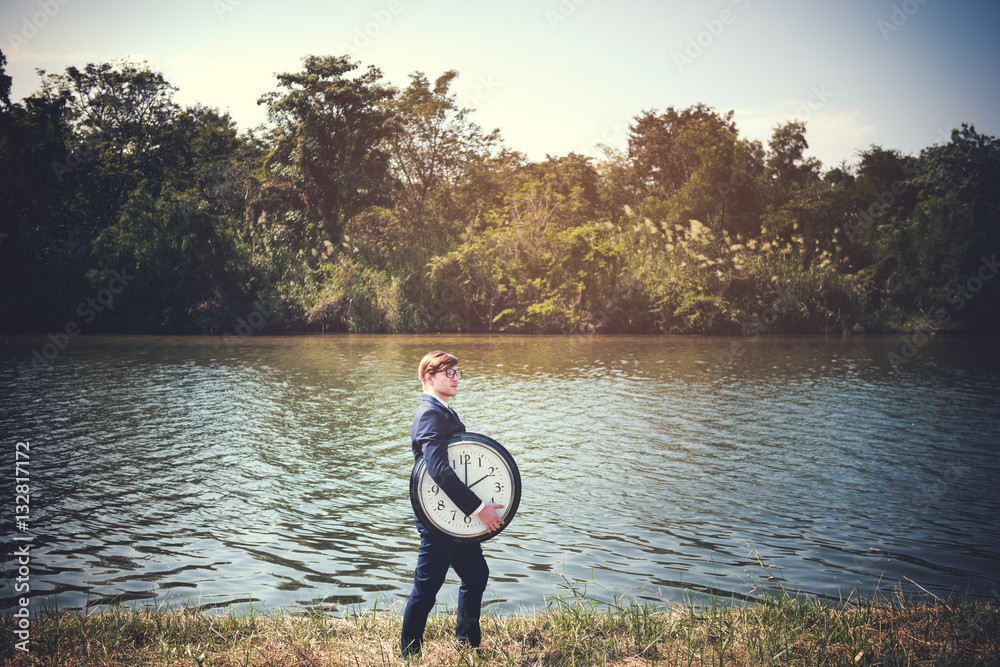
[2,334,998,615]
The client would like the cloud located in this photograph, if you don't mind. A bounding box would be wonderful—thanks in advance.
[804,109,880,167]
[734,100,879,169]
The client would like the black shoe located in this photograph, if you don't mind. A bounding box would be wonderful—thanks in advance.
[456,642,486,659]
[401,639,422,658]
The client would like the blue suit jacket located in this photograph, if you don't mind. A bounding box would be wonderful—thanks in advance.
[411,395,482,517]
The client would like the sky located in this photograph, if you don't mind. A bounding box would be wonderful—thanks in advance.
[3,0,999,170]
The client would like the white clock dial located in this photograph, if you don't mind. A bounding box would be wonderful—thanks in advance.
[410,433,521,543]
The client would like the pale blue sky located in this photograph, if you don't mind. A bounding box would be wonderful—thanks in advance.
[4,0,998,170]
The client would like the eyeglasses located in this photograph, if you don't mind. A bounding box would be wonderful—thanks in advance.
[439,369,462,380]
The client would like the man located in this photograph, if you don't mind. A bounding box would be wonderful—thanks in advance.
[401,351,505,656]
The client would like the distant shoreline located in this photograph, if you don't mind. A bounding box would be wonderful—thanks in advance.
[3,324,997,337]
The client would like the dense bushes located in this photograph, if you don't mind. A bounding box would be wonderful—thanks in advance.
[2,53,998,335]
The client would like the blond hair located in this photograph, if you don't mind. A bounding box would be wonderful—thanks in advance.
[418,350,458,385]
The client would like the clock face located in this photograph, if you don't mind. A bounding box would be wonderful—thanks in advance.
[410,433,521,543]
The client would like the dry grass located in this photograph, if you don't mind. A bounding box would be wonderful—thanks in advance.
[2,590,997,666]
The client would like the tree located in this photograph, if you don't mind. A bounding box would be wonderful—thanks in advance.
[841,146,917,274]
[757,122,846,261]
[720,137,767,238]
[628,104,737,199]
[35,60,181,230]
[499,153,601,232]
[766,121,821,191]
[387,70,501,227]
[0,65,84,328]
[0,48,11,109]
[627,105,764,236]
[881,125,1000,327]
[254,55,397,254]
[88,185,250,329]
[652,118,740,234]
[595,145,643,225]
[157,103,263,227]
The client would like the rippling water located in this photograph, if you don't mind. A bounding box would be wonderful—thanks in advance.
[2,334,999,615]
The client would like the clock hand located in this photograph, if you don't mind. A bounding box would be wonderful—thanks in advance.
[464,458,468,485]
[467,473,490,490]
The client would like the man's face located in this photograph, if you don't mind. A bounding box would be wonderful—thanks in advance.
[425,367,459,399]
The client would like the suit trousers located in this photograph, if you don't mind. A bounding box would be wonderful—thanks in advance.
[401,518,489,654]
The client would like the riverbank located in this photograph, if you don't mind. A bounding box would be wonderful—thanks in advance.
[2,590,996,666]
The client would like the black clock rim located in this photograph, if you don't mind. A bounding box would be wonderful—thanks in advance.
[409,432,521,544]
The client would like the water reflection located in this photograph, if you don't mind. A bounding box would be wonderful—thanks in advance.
[2,334,999,615]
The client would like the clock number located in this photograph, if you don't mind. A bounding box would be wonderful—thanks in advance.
[437,500,445,511]
[431,485,439,495]
[464,515,472,524]
[495,482,503,493]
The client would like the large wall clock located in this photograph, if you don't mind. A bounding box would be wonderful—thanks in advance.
[409,432,521,543]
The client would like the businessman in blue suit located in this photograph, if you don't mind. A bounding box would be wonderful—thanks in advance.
[401,350,505,657]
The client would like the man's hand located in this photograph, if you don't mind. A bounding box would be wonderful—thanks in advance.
[478,503,506,532]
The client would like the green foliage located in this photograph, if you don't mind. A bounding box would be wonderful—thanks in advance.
[0,48,11,108]
[625,216,865,334]
[88,185,252,328]
[296,255,407,333]
[387,69,501,228]
[36,60,182,229]
[852,126,1000,329]
[629,103,737,199]
[1,57,268,331]
[2,52,998,335]
[428,179,624,332]
[0,70,88,326]
[254,55,397,254]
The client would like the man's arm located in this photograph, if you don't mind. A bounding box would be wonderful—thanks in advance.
[414,410,484,517]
